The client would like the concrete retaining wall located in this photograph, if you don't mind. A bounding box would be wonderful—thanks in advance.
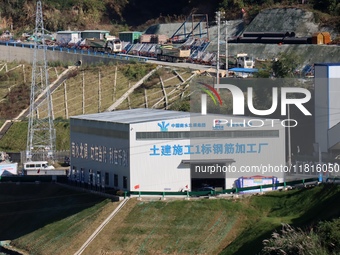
[1,42,339,68]
[0,45,142,65]
[207,43,340,65]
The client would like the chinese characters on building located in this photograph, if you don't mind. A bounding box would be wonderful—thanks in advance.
[71,142,128,166]
[149,143,269,156]
[170,122,206,128]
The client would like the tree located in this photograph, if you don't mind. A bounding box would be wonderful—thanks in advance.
[272,52,301,78]
[272,53,300,78]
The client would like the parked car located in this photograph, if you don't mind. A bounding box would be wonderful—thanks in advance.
[193,186,216,196]
[198,186,215,192]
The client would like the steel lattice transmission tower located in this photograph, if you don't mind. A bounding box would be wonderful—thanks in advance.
[26,0,56,162]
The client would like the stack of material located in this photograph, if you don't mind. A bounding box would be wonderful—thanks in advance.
[140,34,169,44]
[139,34,152,43]
[154,34,168,44]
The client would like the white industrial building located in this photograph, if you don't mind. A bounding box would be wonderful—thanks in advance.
[69,108,286,192]
[314,63,340,154]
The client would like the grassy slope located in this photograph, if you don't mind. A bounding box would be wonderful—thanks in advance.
[0,183,118,255]
[0,120,70,152]
[82,199,247,255]
[0,65,192,152]
[5,184,339,255]
[222,184,340,255]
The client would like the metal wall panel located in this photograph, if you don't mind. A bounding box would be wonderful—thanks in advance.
[328,66,340,128]
[314,65,330,152]
[129,114,285,191]
[70,118,130,190]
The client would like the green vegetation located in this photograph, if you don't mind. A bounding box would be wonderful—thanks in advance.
[223,184,340,255]
[2,184,339,255]
[272,52,301,78]
[261,221,340,255]
[263,225,326,255]
[318,218,340,253]
[0,63,65,120]
[169,97,191,112]
[121,62,156,80]
[0,120,70,152]
[85,199,242,255]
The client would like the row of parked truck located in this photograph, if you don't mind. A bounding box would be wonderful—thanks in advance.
[54,30,193,62]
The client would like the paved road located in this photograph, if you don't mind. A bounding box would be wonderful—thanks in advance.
[0,41,216,71]
[146,58,214,70]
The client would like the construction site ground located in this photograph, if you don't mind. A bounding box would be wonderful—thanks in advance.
[152,8,340,64]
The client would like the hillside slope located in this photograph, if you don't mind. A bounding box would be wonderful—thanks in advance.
[0,63,194,152]
[4,184,340,255]
[205,8,340,65]
[244,8,323,37]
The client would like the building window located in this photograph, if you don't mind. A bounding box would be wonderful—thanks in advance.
[89,169,93,184]
[136,130,279,140]
[114,174,118,187]
[71,125,129,139]
[81,168,85,182]
[105,172,109,186]
[123,176,127,189]
[72,166,77,180]
[97,171,101,186]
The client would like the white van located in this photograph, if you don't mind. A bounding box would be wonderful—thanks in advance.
[23,161,55,175]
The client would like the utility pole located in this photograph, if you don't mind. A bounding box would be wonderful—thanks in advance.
[287,104,291,167]
[215,11,221,86]
[225,20,228,77]
[26,0,56,162]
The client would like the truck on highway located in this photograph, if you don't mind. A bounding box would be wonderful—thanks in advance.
[155,44,191,63]
[84,36,122,53]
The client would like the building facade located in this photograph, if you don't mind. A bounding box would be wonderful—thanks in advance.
[69,109,286,192]
[314,63,340,154]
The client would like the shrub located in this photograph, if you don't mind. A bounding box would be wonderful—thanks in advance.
[121,63,152,80]
[116,190,126,196]
[317,218,340,253]
[261,223,329,255]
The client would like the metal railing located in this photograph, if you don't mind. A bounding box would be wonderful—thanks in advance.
[127,177,323,198]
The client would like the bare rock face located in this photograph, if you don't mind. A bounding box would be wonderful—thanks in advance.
[243,8,335,38]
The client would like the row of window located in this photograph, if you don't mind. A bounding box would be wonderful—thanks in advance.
[71,125,129,139]
[25,163,47,168]
[136,130,279,140]
[71,125,279,141]
[70,167,128,189]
